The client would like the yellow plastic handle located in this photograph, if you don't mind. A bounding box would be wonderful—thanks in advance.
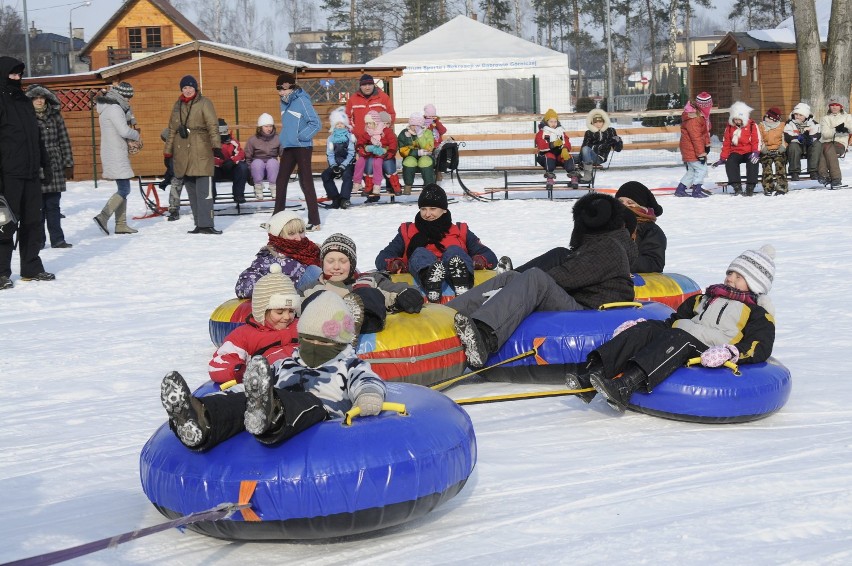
[220,379,238,391]
[598,301,644,310]
[686,357,741,376]
[344,402,407,426]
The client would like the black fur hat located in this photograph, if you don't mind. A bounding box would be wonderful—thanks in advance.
[569,192,627,248]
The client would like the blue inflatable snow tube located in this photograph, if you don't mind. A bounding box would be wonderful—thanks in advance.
[627,357,792,424]
[485,301,676,383]
[139,382,477,540]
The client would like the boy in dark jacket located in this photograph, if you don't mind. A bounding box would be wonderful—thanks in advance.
[450,193,637,368]
[569,245,776,411]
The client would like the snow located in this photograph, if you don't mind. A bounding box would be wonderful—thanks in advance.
[4,160,852,564]
[775,0,833,40]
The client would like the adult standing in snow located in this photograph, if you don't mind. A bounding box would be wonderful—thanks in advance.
[272,72,322,231]
[26,84,74,248]
[163,75,223,235]
[816,96,852,189]
[345,74,396,140]
[0,57,54,289]
[93,81,140,235]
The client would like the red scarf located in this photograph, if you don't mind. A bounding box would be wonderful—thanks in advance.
[704,283,757,307]
[267,235,321,267]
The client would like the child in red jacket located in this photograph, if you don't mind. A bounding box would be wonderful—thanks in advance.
[353,111,399,201]
[209,264,300,384]
[713,101,761,196]
[535,108,579,189]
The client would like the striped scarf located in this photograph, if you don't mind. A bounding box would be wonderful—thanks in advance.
[704,283,757,307]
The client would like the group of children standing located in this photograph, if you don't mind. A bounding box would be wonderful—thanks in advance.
[678,92,852,195]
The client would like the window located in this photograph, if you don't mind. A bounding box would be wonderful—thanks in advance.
[128,28,142,50]
[146,28,161,48]
[497,78,537,114]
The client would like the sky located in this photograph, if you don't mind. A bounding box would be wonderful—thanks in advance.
[3,155,852,564]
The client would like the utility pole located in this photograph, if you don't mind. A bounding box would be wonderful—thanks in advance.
[605,0,614,107]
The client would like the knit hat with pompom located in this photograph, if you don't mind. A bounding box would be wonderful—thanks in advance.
[252,264,301,322]
[728,244,776,295]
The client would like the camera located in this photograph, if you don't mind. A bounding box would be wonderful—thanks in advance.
[178,125,190,139]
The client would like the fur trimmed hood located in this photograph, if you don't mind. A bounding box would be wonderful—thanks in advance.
[25,84,61,107]
[728,101,753,125]
[586,108,611,131]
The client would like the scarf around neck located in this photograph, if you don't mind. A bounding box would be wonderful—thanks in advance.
[406,211,454,259]
[625,203,656,224]
[267,234,321,266]
[705,283,758,307]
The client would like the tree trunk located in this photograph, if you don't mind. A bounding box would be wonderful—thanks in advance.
[667,0,678,92]
[645,0,658,94]
[792,0,825,119]
[572,0,584,99]
[514,0,522,36]
[823,0,852,115]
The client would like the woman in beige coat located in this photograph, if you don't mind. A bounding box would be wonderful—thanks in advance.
[163,75,223,234]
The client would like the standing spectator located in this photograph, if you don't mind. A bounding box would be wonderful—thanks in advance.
[93,81,139,235]
[535,108,579,189]
[26,85,74,248]
[345,74,396,140]
[816,96,852,188]
[757,107,787,195]
[713,101,761,196]
[164,75,223,234]
[676,95,711,198]
[213,118,249,204]
[579,108,623,183]
[245,113,280,200]
[783,102,821,181]
[397,112,436,195]
[0,57,54,289]
[320,107,355,209]
[273,72,322,231]
[423,103,448,181]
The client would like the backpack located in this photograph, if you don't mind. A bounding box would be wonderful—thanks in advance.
[438,141,459,172]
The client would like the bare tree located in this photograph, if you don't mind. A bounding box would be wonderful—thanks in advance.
[0,6,24,55]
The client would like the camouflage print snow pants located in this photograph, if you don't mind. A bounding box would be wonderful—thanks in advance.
[760,152,788,194]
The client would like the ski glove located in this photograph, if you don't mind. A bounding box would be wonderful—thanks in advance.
[331,165,344,179]
[700,344,740,368]
[612,318,646,337]
[364,144,377,153]
[835,123,848,133]
[748,152,760,164]
[371,147,386,156]
[353,392,384,417]
[712,158,726,167]
[704,145,711,154]
[385,257,407,274]
[472,255,489,270]
[698,156,707,165]
[394,288,424,314]
[796,134,806,144]
[212,147,225,160]
[418,149,431,157]
[64,166,74,180]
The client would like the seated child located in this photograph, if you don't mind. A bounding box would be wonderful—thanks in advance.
[450,193,636,368]
[816,96,852,188]
[423,103,448,179]
[213,118,249,203]
[160,291,386,451]
[353,111,399,201]
[580,108,623,182]
[568,245,776,411]
[303,233,424,335]
[210,264,300,384]
[375,184,497,303]
[713,101,760,196]
[783,102,821,181]
[397,112,436,195]
[535,108,578,188]
[234,210,322,298]
[758,107,788,195]
[245,113,281,200]
[320,107,356,209]
[614,181,666,273]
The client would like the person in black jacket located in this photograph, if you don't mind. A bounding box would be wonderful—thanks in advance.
[450,193,637,369]
[614,181,666,273]
[0,57,54,290]
[579,108,623,182]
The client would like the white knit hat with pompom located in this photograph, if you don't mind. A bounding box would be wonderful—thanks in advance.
[251,264,301,322]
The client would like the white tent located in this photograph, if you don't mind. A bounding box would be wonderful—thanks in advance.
[369,15,573,118]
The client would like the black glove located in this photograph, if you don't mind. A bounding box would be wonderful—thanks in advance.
[698,156,707,165]
[64,166,74,180]
[394,288,424,314]
[41,168,53,186]
[835,123,848,133]
[332,165,344,179]
[212,147,225,160]
[704,145,710,154]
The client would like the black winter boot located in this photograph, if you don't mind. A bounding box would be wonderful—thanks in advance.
[161,371,209,448]
[745,184,755,196]
[243,356,283,435]
[589,364,647,413]
[420,262,445,303]
[732,184,743,195]
[447,256,473,295]
[564,360,598,404]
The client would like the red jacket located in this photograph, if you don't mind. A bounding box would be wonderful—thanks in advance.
[400,222,469,260]
[208,317,298,383]
[214,135,245,167]
[721,121,761,158]
[535,126,572,162]
[356,127,397,160]
[679,110,710,162]
[346,88,396,138]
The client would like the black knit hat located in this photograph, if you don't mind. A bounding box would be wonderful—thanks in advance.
[359,73,375,85]
[321,233,357,272]
[179,75,198,90]
[615,181,663,216]
[570,193,626,248]
[418,184,448,210]
[276,72,296,89]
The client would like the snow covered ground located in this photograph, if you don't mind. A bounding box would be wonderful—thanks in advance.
[3,161,852,565]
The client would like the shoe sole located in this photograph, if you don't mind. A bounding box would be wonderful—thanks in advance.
[161,372,205,447]
[453,312,487,369]
[424,263,446,303]
[243,358,275,435]
[93,217,109,235]
[588,374,626,413]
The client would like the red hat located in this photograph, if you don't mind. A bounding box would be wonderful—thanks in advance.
[765,107,782,121]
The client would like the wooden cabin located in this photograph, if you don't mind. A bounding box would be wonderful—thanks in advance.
[79,0,208,70]
[24,41,403,181]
